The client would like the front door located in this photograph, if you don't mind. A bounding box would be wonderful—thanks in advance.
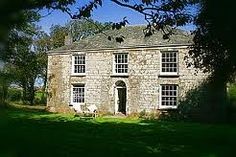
[115,87,126,115]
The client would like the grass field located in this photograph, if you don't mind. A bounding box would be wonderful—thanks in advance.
[0,107,236,157]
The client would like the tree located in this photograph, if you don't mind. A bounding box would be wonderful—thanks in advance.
[0,11,43,105]
[49,25,68,49]
[0,69,13,106]
[67,18,112,41]
[34,31,51,96]
[0,0,198,43]
[184,0,235,121]
[0,0,75,43]
[47,19,111,49]
[5,37,39,105]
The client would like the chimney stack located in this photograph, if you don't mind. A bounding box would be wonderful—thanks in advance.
[64,35,73,46]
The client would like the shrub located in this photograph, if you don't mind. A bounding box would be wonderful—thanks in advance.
[138,109,161,120]
[7,88,22,101]
[127,112,139,118]
[228,83,236,107]
[139,109,146,118]
[34,91,47,105]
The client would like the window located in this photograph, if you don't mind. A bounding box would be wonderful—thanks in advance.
[160,51,178,75]
[72,55,85,74]
[160,84,178,109]
[72,84,85,104]
[114,53,128,74]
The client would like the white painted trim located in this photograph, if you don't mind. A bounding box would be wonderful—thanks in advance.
[159,84,178,109]
[70,84,86,112]
[114,85,127,114]
[112,53,129,75]
[159,72,178,76]
[114,87,118,114]
[71,55,86,75]
[159,50,179,76]
[71,72,86,76]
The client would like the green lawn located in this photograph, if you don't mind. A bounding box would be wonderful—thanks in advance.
[0,107,236,157]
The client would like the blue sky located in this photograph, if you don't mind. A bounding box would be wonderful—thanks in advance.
[37,1,195,33]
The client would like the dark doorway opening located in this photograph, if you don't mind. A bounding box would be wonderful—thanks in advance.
[117,87,126,114]
[115,81,127,115]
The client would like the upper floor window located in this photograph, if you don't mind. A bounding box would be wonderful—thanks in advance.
[72,84,85,104]
[160,51,178,75]
[159,84,178,109]
[114,53,128,74]
[72,55,85,74]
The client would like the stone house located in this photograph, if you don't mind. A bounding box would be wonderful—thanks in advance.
[47,26,206,114]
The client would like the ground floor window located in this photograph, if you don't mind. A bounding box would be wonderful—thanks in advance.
[72,84,85,103]
[160,84,178,109]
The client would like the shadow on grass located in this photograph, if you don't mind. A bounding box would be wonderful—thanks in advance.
[1,107,236,157]
[159,77,236,124]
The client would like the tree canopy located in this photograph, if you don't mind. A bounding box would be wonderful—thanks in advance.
[0,0,198,43]
[190,0,235,78]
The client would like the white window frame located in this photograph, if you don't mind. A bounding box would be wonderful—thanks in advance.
[71,84,85,105]
[160,51,178,76]
[113,53,128,75]
[159,84,178,109]
[72,54,86,75]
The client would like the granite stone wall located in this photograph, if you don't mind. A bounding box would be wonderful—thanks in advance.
[47,45,207,114]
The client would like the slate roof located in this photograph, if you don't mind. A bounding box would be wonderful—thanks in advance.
[50,25,192,53]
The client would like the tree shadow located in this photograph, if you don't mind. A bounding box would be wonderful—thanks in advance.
[0,107,236,157]
[160,77,236,123]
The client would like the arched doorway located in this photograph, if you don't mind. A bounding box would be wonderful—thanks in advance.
[114,81,127,115]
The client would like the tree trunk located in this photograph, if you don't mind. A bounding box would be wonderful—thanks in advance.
[22,82,28,104]
[42,73,47,98]
[28,78,35,105]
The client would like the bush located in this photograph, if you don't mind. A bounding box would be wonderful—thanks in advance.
[138,109,161,120]
[228,83,236,106]
[7,88,22,101]
[139,109,146,118]
[127,112,139,119]
[34,91,47,105]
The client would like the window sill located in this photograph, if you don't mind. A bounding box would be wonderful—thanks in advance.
[158,107,178,110]
[71,74,86,77]
[158,74,179,78]
[70,103,85,106]
[110,74,129,77]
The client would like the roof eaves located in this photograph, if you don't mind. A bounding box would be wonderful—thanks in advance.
[47,43,192,55]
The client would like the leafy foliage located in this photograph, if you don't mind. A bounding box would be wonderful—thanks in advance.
[189,1,235,76]
[0,0,198,43]
[67,18,112,42]
[49,25,68,49]
[0,11,42,105]
[184,0,235,120]
[0,70,13,105]
[7,88,22,102]
[0,0,75,42]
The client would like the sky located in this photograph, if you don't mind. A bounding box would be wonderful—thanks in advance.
[38,1,146,33]
[37,1,196,33]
